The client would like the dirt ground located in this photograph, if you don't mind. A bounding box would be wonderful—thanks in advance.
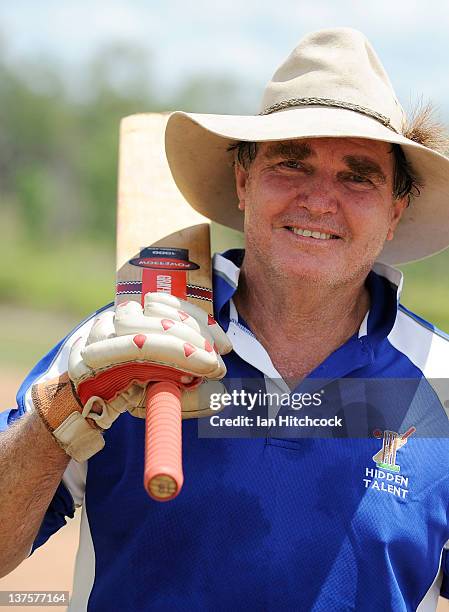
[1,367,448,611]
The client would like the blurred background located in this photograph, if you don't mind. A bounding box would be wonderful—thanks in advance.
[1,0,449,371]
[1,1,449,608]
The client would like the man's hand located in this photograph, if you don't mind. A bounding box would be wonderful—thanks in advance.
[32,293,232,462]
[72,293,231,382]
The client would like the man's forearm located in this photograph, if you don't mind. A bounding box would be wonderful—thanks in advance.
[0,409,70,577]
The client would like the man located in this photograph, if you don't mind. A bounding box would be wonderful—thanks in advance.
[2,27,449,611]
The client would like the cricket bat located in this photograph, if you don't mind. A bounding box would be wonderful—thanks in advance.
[116,113,213,502]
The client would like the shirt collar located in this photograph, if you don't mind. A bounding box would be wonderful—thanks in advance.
[212,249,244,327]
[365,261,403,342]
[213,249,403,339]
[371,261,403,300]
[213,249,405,384]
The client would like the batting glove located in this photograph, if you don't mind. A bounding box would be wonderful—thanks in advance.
[31,293,232,462]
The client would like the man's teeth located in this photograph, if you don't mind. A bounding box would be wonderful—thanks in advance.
[289,227,334,240]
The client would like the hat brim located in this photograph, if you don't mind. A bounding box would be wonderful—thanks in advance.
[165,107,449,265]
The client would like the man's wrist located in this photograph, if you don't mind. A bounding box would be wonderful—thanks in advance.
[25,409,72,465]
[31,373,104,462]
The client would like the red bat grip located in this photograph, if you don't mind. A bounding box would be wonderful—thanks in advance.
[144,381,184,501]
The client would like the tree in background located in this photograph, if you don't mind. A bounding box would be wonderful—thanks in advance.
[0,39,247,244]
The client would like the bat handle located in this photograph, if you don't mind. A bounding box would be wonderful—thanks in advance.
[144,381,184,501]
[401,426,416,440]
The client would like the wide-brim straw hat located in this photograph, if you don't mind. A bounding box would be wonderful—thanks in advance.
[165,27,449,265]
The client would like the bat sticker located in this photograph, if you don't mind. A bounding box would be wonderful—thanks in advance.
[130,247,200,271]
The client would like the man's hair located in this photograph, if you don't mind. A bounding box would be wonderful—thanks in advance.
[228,141,420,202]
[391,144,421,201]
[228,102,449,204]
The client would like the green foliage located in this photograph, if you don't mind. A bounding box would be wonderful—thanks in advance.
[0,231,114,316]
[399,252,449,332]
[0,41,247,246]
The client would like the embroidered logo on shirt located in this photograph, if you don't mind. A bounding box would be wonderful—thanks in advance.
[361,426,415,500]
[372,426,416,473]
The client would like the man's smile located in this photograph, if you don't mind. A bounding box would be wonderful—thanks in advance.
[284,226,342,241]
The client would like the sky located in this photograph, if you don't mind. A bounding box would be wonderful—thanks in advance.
[0,0,449,116]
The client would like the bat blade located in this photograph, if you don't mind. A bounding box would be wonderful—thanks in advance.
[116,112,212,309]
[116,113,213,500]
[116,224,212,314]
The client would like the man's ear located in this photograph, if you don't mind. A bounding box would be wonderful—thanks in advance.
[234,164,248,211]
[386,196,408,241]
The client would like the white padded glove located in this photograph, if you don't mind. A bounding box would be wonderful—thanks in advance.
[32,293,232,461]
[70,292,232,384]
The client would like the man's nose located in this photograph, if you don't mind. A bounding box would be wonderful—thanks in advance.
[295,176,338,214]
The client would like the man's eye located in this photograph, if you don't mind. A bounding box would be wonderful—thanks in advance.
[348,174,372,184]
[280,160,303,169]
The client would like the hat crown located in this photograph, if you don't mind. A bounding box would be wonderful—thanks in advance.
[260,28,405,132]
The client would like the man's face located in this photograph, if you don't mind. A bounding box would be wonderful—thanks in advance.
[235,137,408,287]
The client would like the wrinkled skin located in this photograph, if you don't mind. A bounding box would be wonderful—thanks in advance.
[235,137,408,290]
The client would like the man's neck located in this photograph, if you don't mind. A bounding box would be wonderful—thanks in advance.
[232,260,370,385]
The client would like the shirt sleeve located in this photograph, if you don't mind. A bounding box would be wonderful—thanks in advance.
[30,482,76,553]
[440,547,449,599]
[1,304,112,552]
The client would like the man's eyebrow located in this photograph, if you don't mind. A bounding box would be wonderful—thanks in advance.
[264,142,314,160]
[343,155,387,183]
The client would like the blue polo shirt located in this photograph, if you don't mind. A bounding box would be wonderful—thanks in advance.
[3,249,449,611]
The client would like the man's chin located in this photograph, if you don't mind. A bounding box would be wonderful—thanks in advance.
[275,257,358,287]
[286,267,338,285]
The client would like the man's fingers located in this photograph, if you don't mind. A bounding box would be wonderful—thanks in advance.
[181,379,227,418]
[69,335,93,381]
[86,311,116,345]
[81,333,224,378]
[114,312,215,351]
[144,292,233,354]
[206,353,227,380]
[126,380,228,420]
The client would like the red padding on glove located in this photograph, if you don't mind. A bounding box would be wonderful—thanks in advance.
[77,362,201,405]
